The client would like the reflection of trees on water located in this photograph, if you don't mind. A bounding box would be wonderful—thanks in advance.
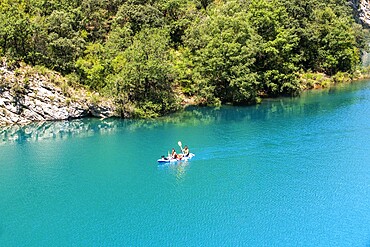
[1,81,367,145]
[180,82,367,123]
[0,110,216,145]
[0,119,123,144]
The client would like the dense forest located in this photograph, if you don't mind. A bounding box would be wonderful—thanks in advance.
[0,0,367,117]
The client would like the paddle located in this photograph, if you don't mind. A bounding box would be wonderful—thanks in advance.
[178,141,183,153]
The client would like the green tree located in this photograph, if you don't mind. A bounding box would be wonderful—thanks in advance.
[105,24,134,56]
[248,0,301,96]
[108,28,178,117]
[280,0,364,74]
[75,43,107,89]
[45,9,85,73]
[185,1,260,105]
[80,0,112,42]
[114,2,164,34]
[156,0,199,48]
[0,1,33,62]
[313,7,360,74]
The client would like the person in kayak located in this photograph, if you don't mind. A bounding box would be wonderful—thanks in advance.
[183,145,190,157]
[171,148,178,159]
[161,155,168,160]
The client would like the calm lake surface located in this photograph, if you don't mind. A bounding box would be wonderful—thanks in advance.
[1,81,370,246]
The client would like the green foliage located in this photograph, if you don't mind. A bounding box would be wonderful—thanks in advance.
[114,2,164,34]
[45,9,86,73]
[107,28,179,117]
[300,72,332,89]
[172,48,196,95]
[248,0,301,96]
[185,1,260,105]
[313,7,360,75]
[332,71,352,84]
[0,1,33,62]
[105,24,133,56]
[0,0,367,117]
[75,43,106,89]
[361,66,370,78]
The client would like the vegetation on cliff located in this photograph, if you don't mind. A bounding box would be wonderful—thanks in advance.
[0,59,118,125]
[0,0,368,117]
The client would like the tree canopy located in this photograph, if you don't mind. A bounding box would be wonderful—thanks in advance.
[0,0,367,117]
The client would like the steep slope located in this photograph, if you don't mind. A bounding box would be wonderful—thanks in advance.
[0,59,119,125]
[352,0,370,26]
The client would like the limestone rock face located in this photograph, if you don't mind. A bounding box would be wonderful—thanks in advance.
[352,0,370,27]
[0,61,119,125]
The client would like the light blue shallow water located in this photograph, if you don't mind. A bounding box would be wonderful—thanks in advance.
[0,81,370,246]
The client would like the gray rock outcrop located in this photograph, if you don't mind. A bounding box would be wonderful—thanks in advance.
[0,60,119,125]
[352,0,370,27]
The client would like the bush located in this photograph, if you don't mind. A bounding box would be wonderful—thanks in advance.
[332,72,352,84]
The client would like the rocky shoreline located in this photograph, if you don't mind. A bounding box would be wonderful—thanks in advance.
[0,60,120,125]
[1,59,369,126]
[355,0,370,27]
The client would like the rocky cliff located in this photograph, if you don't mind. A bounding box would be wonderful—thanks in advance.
[0,59,119,125]
[352,0,370,27]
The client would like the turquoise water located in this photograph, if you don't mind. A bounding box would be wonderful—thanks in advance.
[1,82,370,246]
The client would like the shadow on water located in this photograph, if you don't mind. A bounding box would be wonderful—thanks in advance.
[176,80,369,124]
[1,81,369,145]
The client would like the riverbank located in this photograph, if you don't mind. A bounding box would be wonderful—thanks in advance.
[299,69,370,90]
[0,59,120,126]
[1,58,370,126]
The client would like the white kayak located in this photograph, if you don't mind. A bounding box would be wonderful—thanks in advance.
[157,153,195,164]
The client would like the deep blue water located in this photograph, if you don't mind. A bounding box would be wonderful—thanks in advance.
[0,81,370,246]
